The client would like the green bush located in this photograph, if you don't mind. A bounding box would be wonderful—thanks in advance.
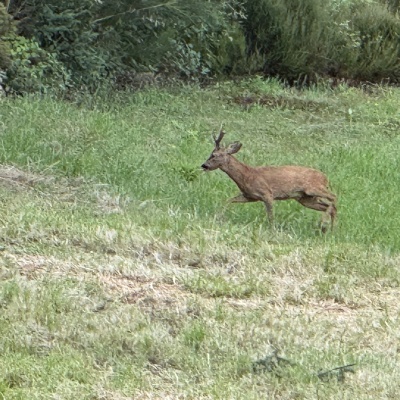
[5,34,70,94]
[386,0,400,13]
[5,0,249,91]
[17,0,115,91]
[242,0,336,82]
[0,3,14,70]
[242,0,400,83]
[349,1,400,81]
[5,0,400,92]
[115,0,248,79]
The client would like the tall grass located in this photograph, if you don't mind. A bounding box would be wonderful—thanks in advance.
[1,81,398,251]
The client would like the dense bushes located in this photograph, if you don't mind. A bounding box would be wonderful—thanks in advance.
[3,0,246,93]
[2,0,400,94]
[350,2,400,81]
[242,0,400,83]
[242,0,337,81]
[0,3,13,70]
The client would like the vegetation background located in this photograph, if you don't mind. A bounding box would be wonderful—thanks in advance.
[1,0,400,399]
[2,0,400,92]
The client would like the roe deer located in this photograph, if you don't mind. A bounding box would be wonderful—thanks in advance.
[201,130,337,232]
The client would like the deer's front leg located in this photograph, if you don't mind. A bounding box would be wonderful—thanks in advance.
[216,193,253,221]
[262,196,274,224]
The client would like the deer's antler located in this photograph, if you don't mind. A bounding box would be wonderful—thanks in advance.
[213,125,225,149]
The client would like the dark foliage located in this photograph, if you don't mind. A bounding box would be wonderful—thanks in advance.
[3,0,400,93]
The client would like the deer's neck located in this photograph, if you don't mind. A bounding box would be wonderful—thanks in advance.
[219,156,252,192]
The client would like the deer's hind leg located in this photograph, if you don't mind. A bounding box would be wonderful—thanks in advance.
[229,193,258,203]
[297,193,336,233]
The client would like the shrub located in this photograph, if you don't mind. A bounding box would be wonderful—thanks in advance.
[242,0,400,83]
[0,3,14,70]
[6,0,248,90]
[242,0,337,82]
[5,34,70,94]
[349,1,400,82]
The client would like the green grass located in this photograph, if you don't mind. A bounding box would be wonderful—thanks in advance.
[1,79,400,398]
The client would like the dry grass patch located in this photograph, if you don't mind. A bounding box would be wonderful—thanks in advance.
[0,164,127,215]
[0,165,54,189]
[3,238,400,398]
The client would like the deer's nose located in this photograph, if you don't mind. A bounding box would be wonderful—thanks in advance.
[201,164,208,170]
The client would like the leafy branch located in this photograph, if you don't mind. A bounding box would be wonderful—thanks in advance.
[91,0,178,25]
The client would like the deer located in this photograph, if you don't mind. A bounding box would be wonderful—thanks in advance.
[201,129,337,232]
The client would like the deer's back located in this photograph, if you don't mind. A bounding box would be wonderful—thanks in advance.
[254,165,329,199]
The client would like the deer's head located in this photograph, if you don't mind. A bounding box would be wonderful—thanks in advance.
[201,130,242,171]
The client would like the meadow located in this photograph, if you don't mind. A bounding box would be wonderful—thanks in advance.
[0,78,400,399]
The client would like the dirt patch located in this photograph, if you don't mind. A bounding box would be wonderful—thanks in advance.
[232,94,331,112]
[3,250,191,303]
[4,252,86,279]
[95,272,183,299]
[0,164,127,215]
[0,165,54,190]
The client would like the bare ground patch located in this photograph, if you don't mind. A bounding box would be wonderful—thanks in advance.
[4,246,400,326]
[0,165,55,189]
[231,94,333,112]
[0,164,128,217]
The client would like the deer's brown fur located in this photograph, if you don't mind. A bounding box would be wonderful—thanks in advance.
[201,130,337,232]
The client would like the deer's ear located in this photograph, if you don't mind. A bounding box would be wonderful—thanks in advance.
[226,141,242,155]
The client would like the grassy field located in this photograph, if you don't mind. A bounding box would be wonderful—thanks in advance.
[1,78,400,399]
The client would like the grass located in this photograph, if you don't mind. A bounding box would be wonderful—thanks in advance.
[0,78,400,398]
